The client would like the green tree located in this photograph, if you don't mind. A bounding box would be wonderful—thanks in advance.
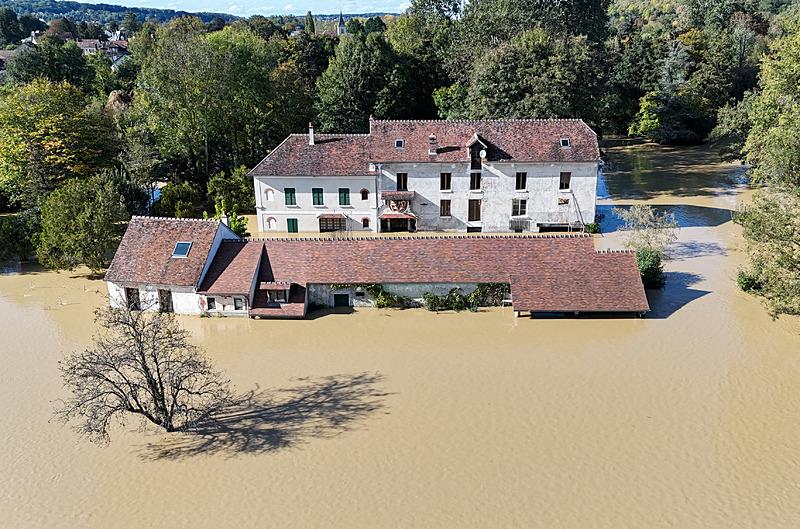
[305,11,315,34]
[122,11,142,33]
[364,17,387,34]
[203,199,248,237]
[207,165,255,212]
[0,79,117,207]
[735,190,800,315]
[0,208,39,263]
[132,19,283,184]
[36,172,128,273]
[734,10,800,316]
[743,16,800,186]
[316,32,414,132]
[152,181,200,218]
[0,7,24,46]
[6,35,94,90]
[465,28,601,121]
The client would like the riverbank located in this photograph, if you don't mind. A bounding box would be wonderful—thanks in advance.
[1,143,799,529]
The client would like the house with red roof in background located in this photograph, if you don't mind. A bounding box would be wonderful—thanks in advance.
[250,118,600,235]
[105,217,649,319]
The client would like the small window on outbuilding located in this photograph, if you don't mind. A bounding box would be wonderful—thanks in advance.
[207,297,216,310]
[234,298,244,310]
[172,242,192,258]
[395,139,405,149]
[560,138,571,147]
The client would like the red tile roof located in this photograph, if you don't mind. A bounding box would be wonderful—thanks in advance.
[250,235,648,313]
[198,241,264,295]
[250,119,599,178]
[369,119,600,164]
[510,251,650,313]
[105,217,229,287]
[250,134,371,177]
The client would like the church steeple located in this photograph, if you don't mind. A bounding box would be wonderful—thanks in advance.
[337,11,347,35]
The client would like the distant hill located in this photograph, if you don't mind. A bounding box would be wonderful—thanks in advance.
[0,0,240,24]
[0,0,399,24]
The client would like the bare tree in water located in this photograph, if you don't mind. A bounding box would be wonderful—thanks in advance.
[55,304,232,443]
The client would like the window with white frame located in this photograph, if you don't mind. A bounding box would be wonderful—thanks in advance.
[512,199,527,217]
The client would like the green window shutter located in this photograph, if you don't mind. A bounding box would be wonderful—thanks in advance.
[339,188,350,206]
[312,188,323,205]
[284,187,296,205]
[287,218,298,233]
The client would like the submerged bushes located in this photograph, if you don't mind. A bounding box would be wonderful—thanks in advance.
[636,248,665,289]
[422,283,509,312]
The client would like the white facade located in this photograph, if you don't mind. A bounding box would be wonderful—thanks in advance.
[254,174,379,233]
[254,161,598,233]
[106,220,250,316]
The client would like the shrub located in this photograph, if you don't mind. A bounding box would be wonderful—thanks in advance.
[584,222,601,234]
[365,284,401,308]
[636,247,665,289]
[736,270,762,292]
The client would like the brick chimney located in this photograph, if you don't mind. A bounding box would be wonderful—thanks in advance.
[308,122,315,145]
[428,133,438,155]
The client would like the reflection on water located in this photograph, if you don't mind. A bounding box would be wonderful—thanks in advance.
[599,143,749,199]
[597,204,734,232]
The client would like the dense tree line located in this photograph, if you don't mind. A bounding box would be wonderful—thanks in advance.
[0,0,796,311]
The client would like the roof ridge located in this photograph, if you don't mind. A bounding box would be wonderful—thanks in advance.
[247,233,590,242]
[596,248,636,254]
[131,215,218,224]
[369,118,585,124]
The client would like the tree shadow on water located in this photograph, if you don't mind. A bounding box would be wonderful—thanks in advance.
[139,372,390,460]
[646,272,710,319]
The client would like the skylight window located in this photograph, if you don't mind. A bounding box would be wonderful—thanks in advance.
[395,139,405,149]
[172,241,192,258]
[560,138,571,147]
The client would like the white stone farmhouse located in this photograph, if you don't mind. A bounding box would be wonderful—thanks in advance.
[251,118,600,234]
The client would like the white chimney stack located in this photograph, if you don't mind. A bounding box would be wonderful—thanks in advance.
[308,122,315,145]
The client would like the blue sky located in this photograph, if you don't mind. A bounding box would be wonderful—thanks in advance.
[76,0,408,16]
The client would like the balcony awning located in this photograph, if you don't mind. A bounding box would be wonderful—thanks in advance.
[379,211,416,220]
[317,213,346,219]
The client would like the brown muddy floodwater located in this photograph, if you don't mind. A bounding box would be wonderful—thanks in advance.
[2,143,800,529]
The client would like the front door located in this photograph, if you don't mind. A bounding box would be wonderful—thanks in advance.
[333,293,350,307]
[158,289,173,313]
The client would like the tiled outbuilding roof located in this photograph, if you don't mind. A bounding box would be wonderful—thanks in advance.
[105,217,230,287]
[198,240,264,295]
[250,134,371,177]
[249,235,648,313]
[250,118,599,178]
[510,251,650,313]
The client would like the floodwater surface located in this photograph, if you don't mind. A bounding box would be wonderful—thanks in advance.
[2,144,800,529]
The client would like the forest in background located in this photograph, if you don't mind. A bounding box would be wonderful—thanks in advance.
[0,0,798,316]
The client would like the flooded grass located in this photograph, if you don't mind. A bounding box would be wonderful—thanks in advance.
[2,143,800,528]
